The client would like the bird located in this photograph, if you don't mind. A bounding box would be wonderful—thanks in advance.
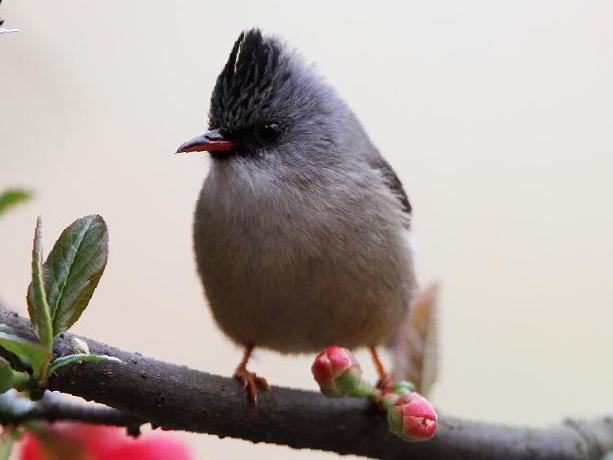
[177,29,417,403]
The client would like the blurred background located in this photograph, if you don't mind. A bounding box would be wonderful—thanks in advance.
[1,0,613,458]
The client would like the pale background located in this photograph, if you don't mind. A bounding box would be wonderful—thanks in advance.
[1,1,613,458]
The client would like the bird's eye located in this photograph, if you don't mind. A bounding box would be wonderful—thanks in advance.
[255,123,282,144]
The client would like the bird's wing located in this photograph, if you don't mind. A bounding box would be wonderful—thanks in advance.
[368,155,412,216]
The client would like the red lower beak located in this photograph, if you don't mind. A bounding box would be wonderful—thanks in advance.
[176,130,236,154]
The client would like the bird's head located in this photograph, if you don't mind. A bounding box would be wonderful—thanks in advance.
[177,29,367,164]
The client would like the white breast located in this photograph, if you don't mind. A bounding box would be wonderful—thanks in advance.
[193,157,416,353]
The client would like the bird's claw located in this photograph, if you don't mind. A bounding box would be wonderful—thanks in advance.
[234,367,270,405]
[376,373,393,394]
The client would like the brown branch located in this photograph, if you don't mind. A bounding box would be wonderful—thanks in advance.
[1,305,613,460]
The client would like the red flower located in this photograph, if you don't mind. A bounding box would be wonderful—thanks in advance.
[385,391,438,442]
[19,422,191,460]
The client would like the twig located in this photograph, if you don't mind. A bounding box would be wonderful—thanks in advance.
[0,392,145,435]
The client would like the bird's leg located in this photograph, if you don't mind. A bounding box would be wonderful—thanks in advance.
[369,346,392,393]
[234,344,270,404]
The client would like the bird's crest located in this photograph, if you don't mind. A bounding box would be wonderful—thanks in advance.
[209,29,291,131]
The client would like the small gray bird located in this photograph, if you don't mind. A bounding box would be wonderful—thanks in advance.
[177,29,417,401]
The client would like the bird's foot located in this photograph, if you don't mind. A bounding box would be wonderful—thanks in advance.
[370,346,394,394]
[376,373,394,394]
[234,367,270,405]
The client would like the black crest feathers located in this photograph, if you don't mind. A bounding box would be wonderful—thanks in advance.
[209,29,288,131]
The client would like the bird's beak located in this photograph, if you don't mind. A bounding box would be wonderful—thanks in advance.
[175,129,236,154]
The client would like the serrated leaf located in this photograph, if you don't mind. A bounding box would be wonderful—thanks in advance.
[0,332,50,379]
[0,188,32,216]
[391,283,440,396]
[25,217,54,351]
[42,215,108,336]
[49,353,121,376]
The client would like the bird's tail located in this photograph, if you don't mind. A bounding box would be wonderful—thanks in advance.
[388,283,440,397]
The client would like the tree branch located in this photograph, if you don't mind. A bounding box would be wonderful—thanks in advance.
[1,305,613,460]
[0,392,145,435]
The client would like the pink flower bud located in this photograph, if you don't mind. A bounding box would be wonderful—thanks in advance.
[385,392,438,442]
[311,346,366,397]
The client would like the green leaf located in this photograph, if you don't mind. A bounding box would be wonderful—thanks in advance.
[49,353,121,376]
[0,359,13,392]
[45,215,108,335]
[0,332,28,373]
[0,332,50,379]
[41,215,108,336]
[0,188,32,217]
[25,217,54,351]
[0,358,29,392]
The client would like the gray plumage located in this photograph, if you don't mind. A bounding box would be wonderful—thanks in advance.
[193,29,417,354]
